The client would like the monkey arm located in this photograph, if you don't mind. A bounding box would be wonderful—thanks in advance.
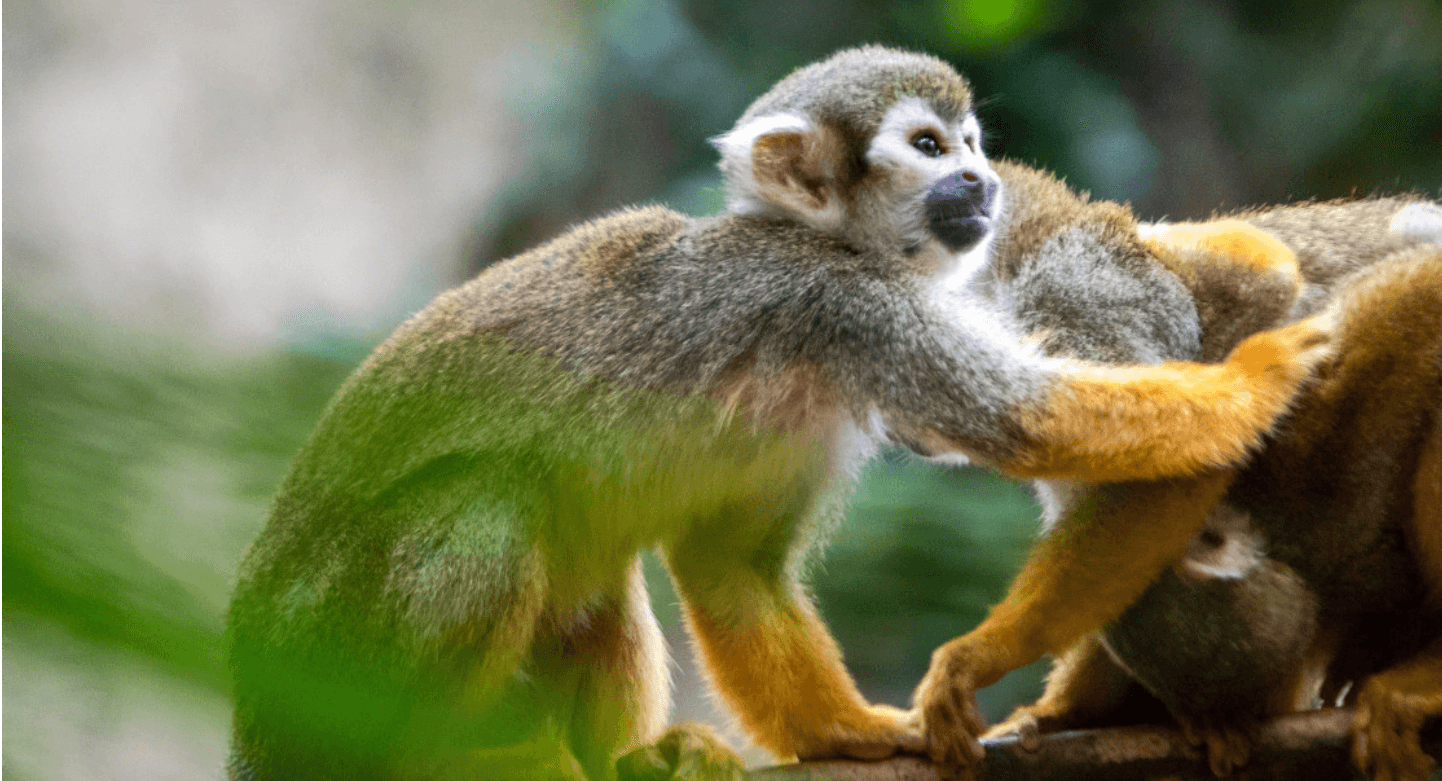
[913,471,1236,766]
[996,319,1325,481]
[870,305,1329,483]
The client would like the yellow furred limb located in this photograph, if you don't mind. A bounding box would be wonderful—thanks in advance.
[938,471,1236,690]
[998,317,1329,482]
[1142,219,1301,278]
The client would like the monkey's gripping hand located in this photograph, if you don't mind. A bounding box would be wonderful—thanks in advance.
[912,474,1242,770]
[911,635,995,768]
[996,314,1335,483]
[1352,657,1442,781]
[616,723,747,781]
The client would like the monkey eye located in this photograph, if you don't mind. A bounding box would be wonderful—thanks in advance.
[910,131,945,158]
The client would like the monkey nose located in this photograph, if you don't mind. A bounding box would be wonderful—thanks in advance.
[925,168,999,251]
[925,168,998,218]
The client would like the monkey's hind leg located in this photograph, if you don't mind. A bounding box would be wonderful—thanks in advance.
[666,503,926,765]
[525,557,747,781]
[1353,416,1442,781]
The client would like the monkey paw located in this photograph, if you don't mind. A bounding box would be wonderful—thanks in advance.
[1227,314,1335,394]
[616,723,746,781]
[793,703,927,762]
[913,653,988,767]
[983,707,1051,752]
[1176,714,1256,777]
[1353,673,1442,781]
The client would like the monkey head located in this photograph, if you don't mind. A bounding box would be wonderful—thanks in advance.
[711,46,1002,280]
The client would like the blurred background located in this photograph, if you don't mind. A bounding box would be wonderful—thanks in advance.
[5,0,1440,777]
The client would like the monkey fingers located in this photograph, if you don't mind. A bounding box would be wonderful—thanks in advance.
[914,637,992,767]
[616,723,747,781]
[1176,713,1258,778]
[1352,659,1442,781]
[984,633,1139,750]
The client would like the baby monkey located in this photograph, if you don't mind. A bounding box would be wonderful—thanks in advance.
[226,47,1328,781]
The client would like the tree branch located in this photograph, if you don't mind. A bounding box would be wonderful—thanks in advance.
[748,709,1442,780]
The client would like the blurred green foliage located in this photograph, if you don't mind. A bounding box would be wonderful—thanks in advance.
[3,316,362,689]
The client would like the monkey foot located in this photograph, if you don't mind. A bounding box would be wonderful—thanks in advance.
[1228,312,1335,391]
[1353,672,1442,781]
[914,653,989,767]
[1177,714,1257,777]
[793,703,928,763]
[616,723,746,781]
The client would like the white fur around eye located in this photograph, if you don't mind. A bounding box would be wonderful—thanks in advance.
[960,115,982,152]
[867,98,951,170]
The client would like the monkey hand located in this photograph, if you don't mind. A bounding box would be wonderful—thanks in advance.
[616,723,747,781]
[983,707,1050,752]
[912,638,991,768]
[1176,713,1257,777]
[1223,313,1335,415]
[1352,669,1442,781]
[792,703,927,762]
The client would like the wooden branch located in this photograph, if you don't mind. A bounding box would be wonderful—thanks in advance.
[748,709,1442,781]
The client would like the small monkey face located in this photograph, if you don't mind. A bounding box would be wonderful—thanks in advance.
[713,52,1001,268]
[867,101,1001,256]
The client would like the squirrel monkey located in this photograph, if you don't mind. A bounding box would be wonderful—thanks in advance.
[990,231,1442,777]
[226,48,1330,781]
[914,162,1441,779]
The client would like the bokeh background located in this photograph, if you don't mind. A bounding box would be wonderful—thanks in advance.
[5,0,1441,778]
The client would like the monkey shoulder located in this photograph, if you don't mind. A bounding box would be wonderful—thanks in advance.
[983,163,1200,364]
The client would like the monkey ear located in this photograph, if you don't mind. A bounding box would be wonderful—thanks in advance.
[711,114,845,231]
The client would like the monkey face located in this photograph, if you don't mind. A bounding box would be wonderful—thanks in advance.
[711,49,1001,275]
[866,101,1001,256]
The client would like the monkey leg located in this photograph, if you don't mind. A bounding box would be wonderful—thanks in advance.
[665,521,925,763]
[1352,637,1442,781]
[526,557,693,781]
[914,471,1235,767]
[1139,218,1306,363]
[616,723,746,781]
[1141,219,1302,285]
[1353,417,1442,781]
